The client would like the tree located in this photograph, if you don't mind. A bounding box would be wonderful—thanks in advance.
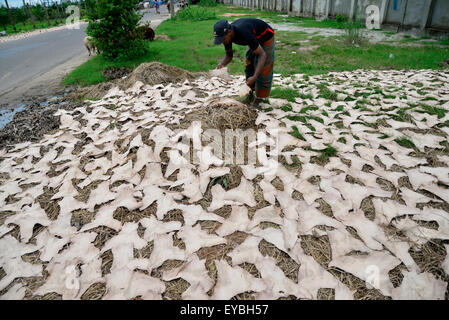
[4,0,16,32]
[25,2,36,29]
[86,0,146,60]
[0,6,9,30]
[32,3,45,22]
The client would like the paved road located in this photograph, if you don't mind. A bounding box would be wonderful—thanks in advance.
[0,24,88,98]
[0,6,171,110]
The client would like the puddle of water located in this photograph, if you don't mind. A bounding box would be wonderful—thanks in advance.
[0,104,26,130]
[0,96,61,130]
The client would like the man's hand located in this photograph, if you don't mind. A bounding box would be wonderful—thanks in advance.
[246,76,257,88]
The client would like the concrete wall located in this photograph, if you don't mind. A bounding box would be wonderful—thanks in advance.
[217,0,449,31]
[431,0,449,30]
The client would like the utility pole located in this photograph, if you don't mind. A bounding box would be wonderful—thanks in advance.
[4,0,17,32]
[170,0,174,18]
[25,1,36,29]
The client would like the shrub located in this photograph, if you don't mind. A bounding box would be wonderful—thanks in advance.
[86,0,147,60]
[336,14,347,23]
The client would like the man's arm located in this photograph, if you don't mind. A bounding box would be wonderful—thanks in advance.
[246,45,267,87]
[217,46,233,69]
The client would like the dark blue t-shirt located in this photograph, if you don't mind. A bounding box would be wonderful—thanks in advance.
[224,18,275,51]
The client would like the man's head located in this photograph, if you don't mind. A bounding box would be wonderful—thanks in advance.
[213,20,233,45]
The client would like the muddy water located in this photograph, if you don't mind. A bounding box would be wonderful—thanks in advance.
[0,104,26,130]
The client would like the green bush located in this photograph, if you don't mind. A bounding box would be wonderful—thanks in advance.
[173,6,216,21]
[86,0,147,60]
[336,14,347,23]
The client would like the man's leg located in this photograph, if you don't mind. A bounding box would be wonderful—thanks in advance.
[254,37,275,106]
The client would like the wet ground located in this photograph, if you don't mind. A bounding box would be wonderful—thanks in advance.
[0,93,83,150]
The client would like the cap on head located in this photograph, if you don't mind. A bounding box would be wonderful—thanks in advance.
[213,20,231,45]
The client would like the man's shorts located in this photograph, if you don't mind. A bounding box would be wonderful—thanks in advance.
[245,36,275,99]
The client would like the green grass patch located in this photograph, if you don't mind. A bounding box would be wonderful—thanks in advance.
[337,137,346,144]
[395,137,416,149]
[3,18,65,35]
[63,43,155,86]
[417,104,448,119]
[280,105,292,112]
[299,106,319,113]
[317,83,338,101]
[286,115,307,123]
[288,125,305,141]
[306,144,338,163]
[270,88,298,102]
[173,5,217,21]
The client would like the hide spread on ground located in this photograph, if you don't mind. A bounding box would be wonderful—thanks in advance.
[0,63,449,300]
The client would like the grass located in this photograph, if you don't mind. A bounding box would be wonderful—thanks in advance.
[343,21,366,45]
[416,104,448,119]
[173,5,217,21]
[64,4,449,86]
[288,125,305,141]
[281,105,292,112]
[63,42,155,86]
[317,83,338,101]
[3,18,65,34]
[306,144,338,163]
[395,137,416,149]
[270,88,298,102]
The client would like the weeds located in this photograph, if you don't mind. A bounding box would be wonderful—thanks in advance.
[173,6,217,21]
[344,21,365,45]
